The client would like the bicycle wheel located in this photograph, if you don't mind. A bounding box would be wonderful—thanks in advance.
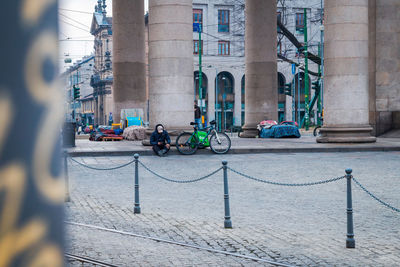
[210,132,231,154]
[313,126,321,137]
[176,132,198,155]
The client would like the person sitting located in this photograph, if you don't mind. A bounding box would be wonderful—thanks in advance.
[150,124,171,157]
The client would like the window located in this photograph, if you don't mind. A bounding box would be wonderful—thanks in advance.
[193,40,203,55]
[193,9,203,26]
[193,9,203,32]
[277,11,282,33]
[296,13,304,33]
[277,41,281,55]
[218,10,229,32]
[295,43,305,58]
[218,41,230,55]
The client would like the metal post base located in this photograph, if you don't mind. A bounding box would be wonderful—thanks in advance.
[224,220,232,229]
[346,238,355,248]
[134,206,141,214]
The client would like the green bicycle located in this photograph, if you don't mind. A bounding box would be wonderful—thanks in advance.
[176,120,231,155]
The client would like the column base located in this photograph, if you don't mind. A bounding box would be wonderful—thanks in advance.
[142,127,193,146]
[316,126,376,143]
[239,125,259,138]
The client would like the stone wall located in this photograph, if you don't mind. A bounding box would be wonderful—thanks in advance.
[374,0,400,134]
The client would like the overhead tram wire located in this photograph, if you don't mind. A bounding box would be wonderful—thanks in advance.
[59,13,91,29]
[59,19,90,33]
[278,54,319,77]
[59,8,93,15]
[277,19,321,65]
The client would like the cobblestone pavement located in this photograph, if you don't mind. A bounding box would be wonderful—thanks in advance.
[65,152,400,266]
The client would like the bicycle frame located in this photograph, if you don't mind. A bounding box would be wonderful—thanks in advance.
[189,125,219,146]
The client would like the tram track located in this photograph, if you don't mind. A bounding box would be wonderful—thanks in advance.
[66,221,294,267]
[65,252,119,267]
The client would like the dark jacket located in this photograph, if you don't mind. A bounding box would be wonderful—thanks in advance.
[150,124,171,145]
[194,104,201,119]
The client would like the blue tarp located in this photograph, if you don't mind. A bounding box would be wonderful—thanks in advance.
[127,117,142,126]
[260,125,301,138]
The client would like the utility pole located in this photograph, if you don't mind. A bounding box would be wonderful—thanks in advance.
[319,0,324,126]
[297,49,301,125]
[317,43,322,126]
[215,68,219,131]
[198,24,203,106]
[303,8,310,130]
[292,64,296,122]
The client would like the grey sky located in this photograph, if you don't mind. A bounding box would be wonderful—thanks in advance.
[59,0,148,72]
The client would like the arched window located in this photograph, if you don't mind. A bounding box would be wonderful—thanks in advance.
[215,72,234,131]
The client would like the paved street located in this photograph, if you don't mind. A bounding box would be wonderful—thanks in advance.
[65,152,400,266]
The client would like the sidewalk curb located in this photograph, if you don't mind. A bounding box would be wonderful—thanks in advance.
[67,146,400,157]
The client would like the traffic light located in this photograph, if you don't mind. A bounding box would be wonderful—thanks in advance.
[73,85,80,100]
[312,80,320,91]
[284,83,292,96]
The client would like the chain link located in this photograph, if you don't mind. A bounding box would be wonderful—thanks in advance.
[352,177,400,213]
[138,161,222,183]
[69,157,136,171]
[228,167,345,186]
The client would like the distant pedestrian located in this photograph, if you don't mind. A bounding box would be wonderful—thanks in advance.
[194,100,202,129]
[150,124,171,157]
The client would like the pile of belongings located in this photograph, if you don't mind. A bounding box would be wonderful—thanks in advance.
[257,120,278,132]
[122,126,146,141]
[258,120,301,138]
[89,126,124,141]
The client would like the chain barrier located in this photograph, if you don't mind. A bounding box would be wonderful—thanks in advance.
[228,167,346,186]
[138,161,222,184]
[69,157,135,171]
[352,177,400,213]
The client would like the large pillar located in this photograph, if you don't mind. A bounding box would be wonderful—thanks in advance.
[374,0,400,134]
[207,69,216,122]
[112,0,146,123]
[147,0,194,135]
[233,71,242,126]
[241,0,278,138]
[317,0,376,143]
[1,0,64,265]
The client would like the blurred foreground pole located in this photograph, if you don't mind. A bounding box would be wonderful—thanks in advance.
[0,1,64,266]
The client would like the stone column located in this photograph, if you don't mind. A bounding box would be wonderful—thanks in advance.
[374,0,400,134]
[233,72,242,126]
[112,0,146,123]
[207,69,216,122]
[147,0,194,135]
[241,0,278,138]
[317,0,376,143]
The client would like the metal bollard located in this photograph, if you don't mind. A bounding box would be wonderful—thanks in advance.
[134,154,141,214]
[222,161,232,228]
[64,150,71,202]
[346,168,355,248]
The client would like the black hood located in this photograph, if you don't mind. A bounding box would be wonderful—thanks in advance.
[154,124,164,131]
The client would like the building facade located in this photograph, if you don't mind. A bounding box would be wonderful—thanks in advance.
[112,0,399,141]
[90,0,114,126]
[62,55,95,124]
[192,0,322,131]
